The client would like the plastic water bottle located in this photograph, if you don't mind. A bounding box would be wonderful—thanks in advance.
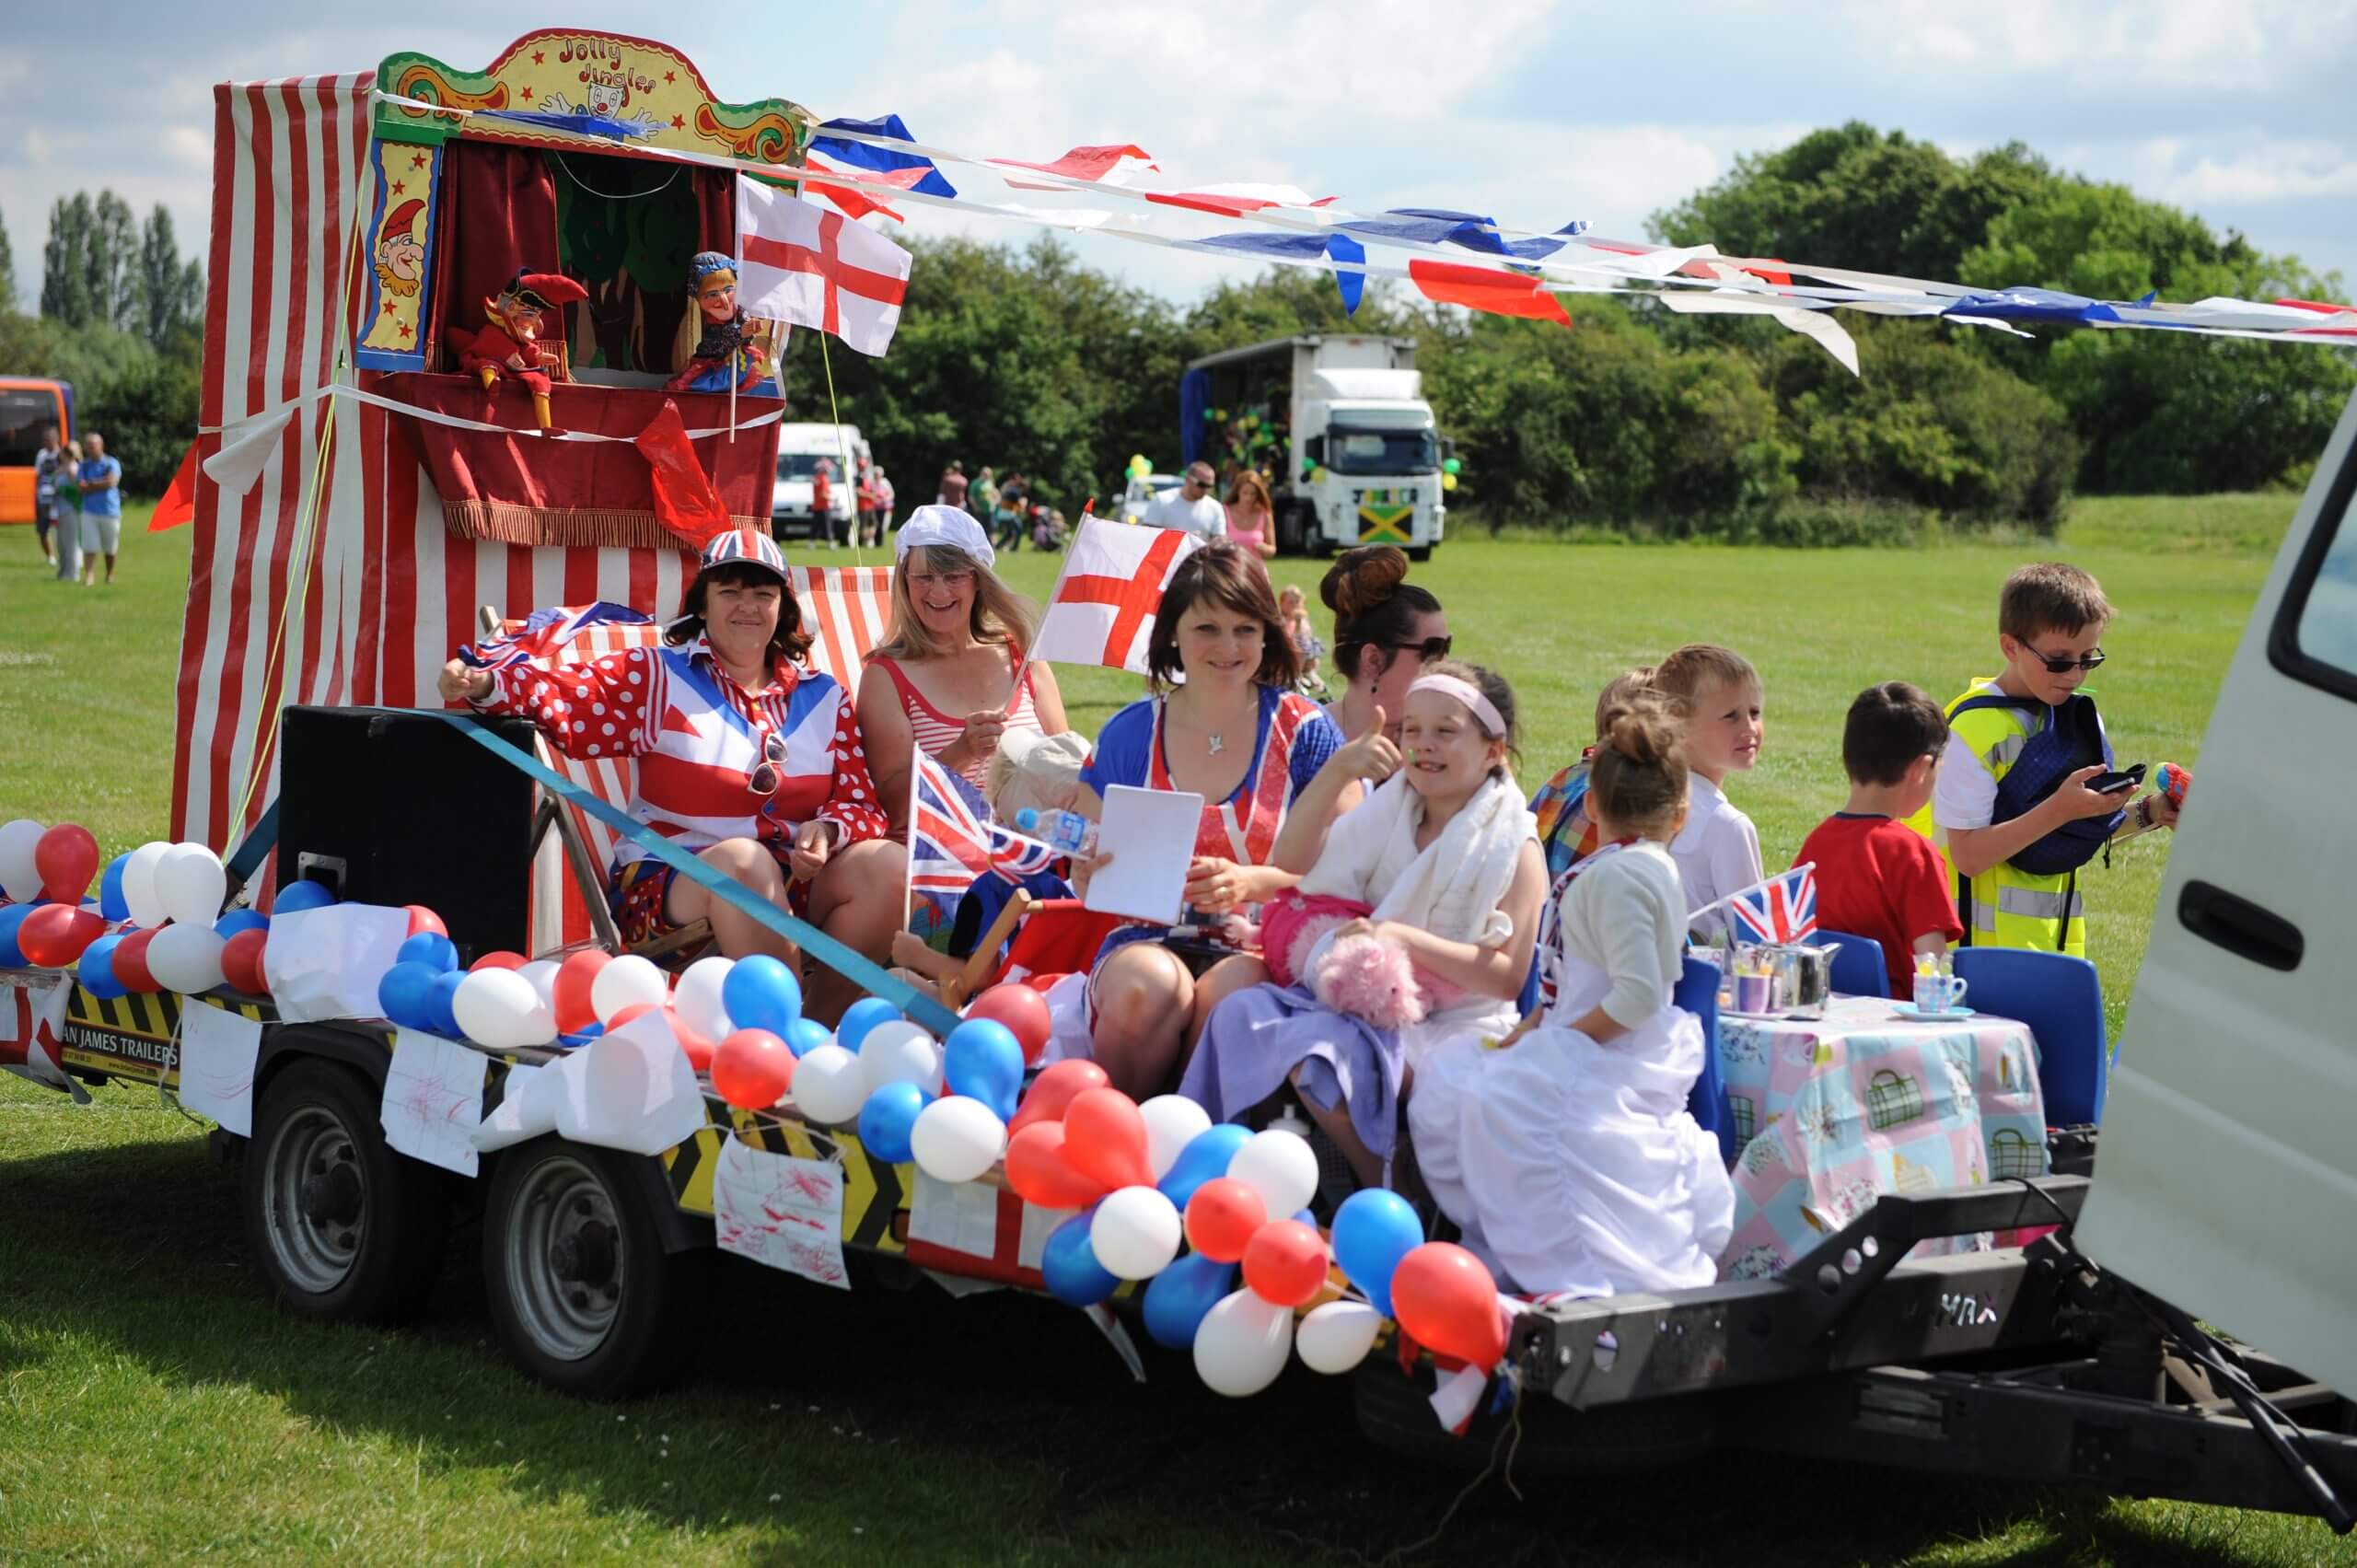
[1015,807,1097,858]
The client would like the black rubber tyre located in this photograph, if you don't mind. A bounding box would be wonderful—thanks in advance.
[482,1137,711,1400]
[1407,545,1434,563]
[242,1057,449,1324]
[1356,1359,1720,1474]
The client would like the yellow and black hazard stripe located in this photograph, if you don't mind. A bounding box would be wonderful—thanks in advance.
[660,1101,909,1255]
[59,987,271,1087]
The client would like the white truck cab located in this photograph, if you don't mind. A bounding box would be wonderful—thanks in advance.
[2080,390,2357,1401]
[772,422,866,542]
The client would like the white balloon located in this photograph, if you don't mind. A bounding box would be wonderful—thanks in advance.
[1295,1300,1384,1375]
[672,956,737,1041]
[145,923,227,994]
[589,953,668,1024]
[858,1018,943,1097]
[910,1096,1008,1184]
[1139,1094,1213,1181]
[1229,1128,1319,1221]
[791,1044,869,1125]
[121,842,174,928]
[0,819,44,902]
[452,968,556,1050]
[1193,1288,1295,1397]
[516,958,562,1015]
[154,842,229,928]
[1090,1185,1182,1280]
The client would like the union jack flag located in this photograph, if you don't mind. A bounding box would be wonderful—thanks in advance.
[457,603,654,670]
[908,754,1062,930]
[1726,862,1818,946]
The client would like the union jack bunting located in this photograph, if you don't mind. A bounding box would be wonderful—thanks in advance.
[456,602,654,670]
[1725,862,1819,946]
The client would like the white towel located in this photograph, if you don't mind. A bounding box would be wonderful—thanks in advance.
[1299,772,1535,949]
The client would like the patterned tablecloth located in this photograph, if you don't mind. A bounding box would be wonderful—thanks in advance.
[1714,993,2048,1281]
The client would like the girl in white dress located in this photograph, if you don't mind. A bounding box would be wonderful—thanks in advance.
[1409,697,1735,1296]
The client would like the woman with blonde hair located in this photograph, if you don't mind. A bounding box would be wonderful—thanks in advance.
[856,505,1068,832]
[1224,470,1278,560]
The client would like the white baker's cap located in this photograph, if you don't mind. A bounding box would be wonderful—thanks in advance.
[895,504,997,570]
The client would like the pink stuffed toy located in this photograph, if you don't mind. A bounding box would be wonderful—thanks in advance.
[1260,891,1445,1031]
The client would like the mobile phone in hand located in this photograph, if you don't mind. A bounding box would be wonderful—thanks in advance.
[2090,763,2148,796]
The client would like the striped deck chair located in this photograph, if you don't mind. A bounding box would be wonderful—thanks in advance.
[483,565,898,956]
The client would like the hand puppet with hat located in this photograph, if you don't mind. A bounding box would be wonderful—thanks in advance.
[447,268,588,429]
[668,251,777,396]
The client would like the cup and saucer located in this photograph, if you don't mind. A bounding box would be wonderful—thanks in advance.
[1895,974,1972,1022]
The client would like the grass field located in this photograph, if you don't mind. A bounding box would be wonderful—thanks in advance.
[4,494,2352,1566]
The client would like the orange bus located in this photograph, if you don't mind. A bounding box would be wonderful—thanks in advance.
[0,377,75,526]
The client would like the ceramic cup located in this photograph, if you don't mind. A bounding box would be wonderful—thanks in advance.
[1911,972,1968,1015]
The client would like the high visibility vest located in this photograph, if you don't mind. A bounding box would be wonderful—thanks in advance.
[1906,679,2088,956]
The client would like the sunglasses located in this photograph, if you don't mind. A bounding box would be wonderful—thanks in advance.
[1386,634,1454,663]
[2024,645,2107,674]
[747,728,788,796]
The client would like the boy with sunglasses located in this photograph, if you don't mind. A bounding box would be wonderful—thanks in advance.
[1922,563,2179,956]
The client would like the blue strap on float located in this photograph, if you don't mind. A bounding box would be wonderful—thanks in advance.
[226,798,281,883]
[427,709,958,1036]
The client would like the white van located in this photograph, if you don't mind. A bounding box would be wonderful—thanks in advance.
[772,422,866,542]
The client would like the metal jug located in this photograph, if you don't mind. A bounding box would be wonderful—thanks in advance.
[1767,941,1840,1018]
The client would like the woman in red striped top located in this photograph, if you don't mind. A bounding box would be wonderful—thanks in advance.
[857,506,1069,832]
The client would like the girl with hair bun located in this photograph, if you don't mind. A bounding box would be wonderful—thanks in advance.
[1319,546,1447,748]
[1408,696,1736,1297]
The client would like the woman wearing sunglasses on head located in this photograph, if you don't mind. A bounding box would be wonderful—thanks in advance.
[856,505,1068,830]
[438,528,903,1024]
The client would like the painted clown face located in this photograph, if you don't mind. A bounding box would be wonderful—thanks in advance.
[379,231,424,283]
[695,272,738,325]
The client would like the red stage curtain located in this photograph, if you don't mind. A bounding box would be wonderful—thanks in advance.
[376,372,782,550]
[428,144,563,374]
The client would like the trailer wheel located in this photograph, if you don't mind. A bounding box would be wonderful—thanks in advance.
[243,1057,449,1323]
[482,1138,710,1400]
[1355,1360,1719,1473]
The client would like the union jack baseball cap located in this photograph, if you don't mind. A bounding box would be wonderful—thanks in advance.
[698,524,789,584]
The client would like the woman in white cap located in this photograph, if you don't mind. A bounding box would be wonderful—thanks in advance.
[856,504,1068,829]
[439,527,904,1024]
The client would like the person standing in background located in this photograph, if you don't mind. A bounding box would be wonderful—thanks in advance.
[1147,461,1228,542]
[29,425,64,567]
[997,469,1028,552]
[938,460,967,509]
[76,431,123,587]
[52,439,84,582]
[871,464,896,546]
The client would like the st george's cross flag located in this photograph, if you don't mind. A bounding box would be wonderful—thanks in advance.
[736,180,914,357]
[1034,517,1203,675]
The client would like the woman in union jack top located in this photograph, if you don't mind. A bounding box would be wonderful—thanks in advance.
[440,528,901,1023]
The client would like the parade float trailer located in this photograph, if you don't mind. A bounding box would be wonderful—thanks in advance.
[4,29,2355,1533]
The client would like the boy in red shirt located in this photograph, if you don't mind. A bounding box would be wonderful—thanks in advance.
[1795,681,1963,997]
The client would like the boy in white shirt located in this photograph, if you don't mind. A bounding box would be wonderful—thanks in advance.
[1652,643,1765,936]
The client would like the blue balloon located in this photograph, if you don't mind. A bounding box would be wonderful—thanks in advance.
[377,961,437,1029]
[99,854,133,922]
[1041,1206,1120,1308]
[1332,1188,1424,1320]
[273,879,337,913]
[723,954,803,1034]
[1143,1250,1237,1351]
[556,1021,606,1050]
[943,1018,1024,1121]
[0,904,34,969]
[857,1080,929,1166]
[79,934,129,1000]
[427,970,466,1038]
[1157,1123,1252,1211]
[836,995,901,1053]
[783,1016,832,1058]
[397,932,459,973]
[215,909,270,939]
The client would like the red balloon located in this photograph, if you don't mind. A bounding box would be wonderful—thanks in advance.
[404,905,447,938]
[711,1028,794,1109]
[18,903,105,968]
[1004,1121,1109,1211]
[221,928,271,994]
[469,950,528,972]
[112,928,162,993]
[553,949,610,1034]
[606,1002,657,1032]
[668,1007,716,1072]
[965,982,1053,1065]
[1061,1086,1154,1191]
[1390,1242,1507,1367]
[1244,1218,1331,1308]
[1007,1057,1109,1134]
[1183,1176,1268,1264]
[34,825,99,903]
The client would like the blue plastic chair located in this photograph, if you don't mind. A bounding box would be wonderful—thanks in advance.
[1951,947,2109,1127]
[1674,955,1738,1166]
[1816,929,1890,998]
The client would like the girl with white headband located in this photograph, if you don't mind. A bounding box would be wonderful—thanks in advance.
[1180,660,1546,1198]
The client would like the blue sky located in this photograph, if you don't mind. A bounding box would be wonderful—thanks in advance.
[8,0,2354,311]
